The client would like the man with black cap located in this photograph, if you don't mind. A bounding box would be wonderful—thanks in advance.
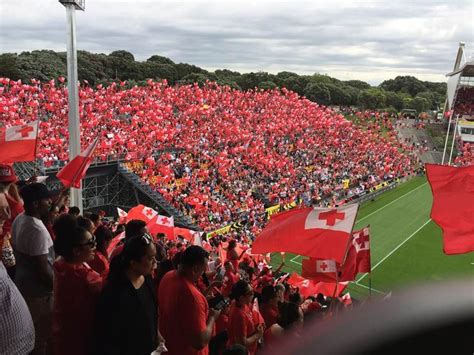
[11,182,55,355]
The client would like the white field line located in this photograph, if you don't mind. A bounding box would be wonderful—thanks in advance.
[356,182,428,223]
[290,255,301,263]
[357,219,432,283]
[353,282,387,295]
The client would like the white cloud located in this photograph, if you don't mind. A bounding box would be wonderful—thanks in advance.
[0,0,472,84]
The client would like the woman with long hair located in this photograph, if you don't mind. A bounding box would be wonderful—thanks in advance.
[52,214,103,355]
[94,233,163,355]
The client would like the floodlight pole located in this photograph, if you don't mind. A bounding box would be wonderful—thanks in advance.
[62,2,83,211]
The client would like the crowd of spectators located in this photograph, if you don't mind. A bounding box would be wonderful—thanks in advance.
[454,142,473,166]
[453,87,474,118]
[0,77,419,233]
[1,173,353,355]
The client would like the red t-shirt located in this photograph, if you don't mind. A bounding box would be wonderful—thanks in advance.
[260,303,278,327]
[87,251,109,277]
[52,259,103,355]
[227,303,258,355]
[222,270,239,297]
[226,249,239,271]
[158,270,209,355]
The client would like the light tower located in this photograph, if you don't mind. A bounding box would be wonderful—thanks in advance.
[58,0,85,211]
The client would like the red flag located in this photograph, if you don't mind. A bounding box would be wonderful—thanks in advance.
[286,272,347,298]
[301,259,338,282]
[127,204,158,223]
[56,138,98,188]
[117,207,128,224]
[106,232,125,258]
[426,164,474,254]
[339,226,371,281]
[147,214,174,239]
[174,227,193,242]
[252,204,359,263]
[0,121,38,163]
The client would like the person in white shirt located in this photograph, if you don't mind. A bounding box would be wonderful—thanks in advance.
[11,183,55,355]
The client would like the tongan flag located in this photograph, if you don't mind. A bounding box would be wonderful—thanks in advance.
[339,226,371,281]
[127,204,158,223]
[0,121,39,163]
[426,164,474,255]
[252,204,359,263]
[147,214,174,239]
[56,137,99,188]
[301,259,338,282]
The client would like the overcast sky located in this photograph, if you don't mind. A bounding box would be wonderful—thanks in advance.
[1,0,473,85]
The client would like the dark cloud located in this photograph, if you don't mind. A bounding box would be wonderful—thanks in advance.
[0,0,472,84]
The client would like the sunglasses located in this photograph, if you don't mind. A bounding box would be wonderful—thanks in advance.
[141,233,153,245]
[78,235,96,247]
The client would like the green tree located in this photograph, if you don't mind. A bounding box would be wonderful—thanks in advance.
[15,50,66,82]
[258,81,277,90]
[358,88,386,109]
[281,76,310,96]
[146,55,174,65]
[304,82,330,105]
[326,84,352,105]
[385,91,405,112]
[344,80,371,90]
[0,53,21,80]
[412,96,430,113]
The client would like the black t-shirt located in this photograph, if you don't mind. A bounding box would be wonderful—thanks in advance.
[136,279,158,348]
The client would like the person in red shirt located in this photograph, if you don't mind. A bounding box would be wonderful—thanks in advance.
[226,240,240,271]
[158,246,221,355]
[88,225,113,276]
[227,280,264,355]
[259,286,279,328]
[52,214,103,355]
[263,301,304,351]
[222,261,240,297]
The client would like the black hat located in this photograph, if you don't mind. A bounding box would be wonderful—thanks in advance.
[20,183,54,205]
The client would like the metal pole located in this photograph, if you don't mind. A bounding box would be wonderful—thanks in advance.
[441,111,453,165]
[448,115,460,165]
[65,4,82,211]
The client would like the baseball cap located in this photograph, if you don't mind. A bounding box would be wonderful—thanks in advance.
[0,164,18,183]
[20,183,54,205]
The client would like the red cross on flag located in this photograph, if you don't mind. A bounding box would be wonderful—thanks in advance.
[56,137,99,188]
[339,226,371,281]
[147,214,174,239]
[302,258,338,282]
[127,204,158,223]
[252,204,359,263]
[0,121,39,163]
[117,207,128,224]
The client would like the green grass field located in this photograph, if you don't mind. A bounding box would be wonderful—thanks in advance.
[270,176,473,299]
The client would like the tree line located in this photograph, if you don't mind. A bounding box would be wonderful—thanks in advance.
[0,49,446,112]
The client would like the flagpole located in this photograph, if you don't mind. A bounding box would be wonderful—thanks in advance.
[33,121,39,178]
[448,114,460,165]
[441,111,453,165]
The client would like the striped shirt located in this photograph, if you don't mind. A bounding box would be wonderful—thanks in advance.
[0,261,35,355]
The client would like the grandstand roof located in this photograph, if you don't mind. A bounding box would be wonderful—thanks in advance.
[445,42,473,111]
[446,62,474,78]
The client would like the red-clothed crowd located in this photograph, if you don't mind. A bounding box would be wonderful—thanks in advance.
[454,87,474,117]
[0,77,419,234]
[454,142,474,166]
